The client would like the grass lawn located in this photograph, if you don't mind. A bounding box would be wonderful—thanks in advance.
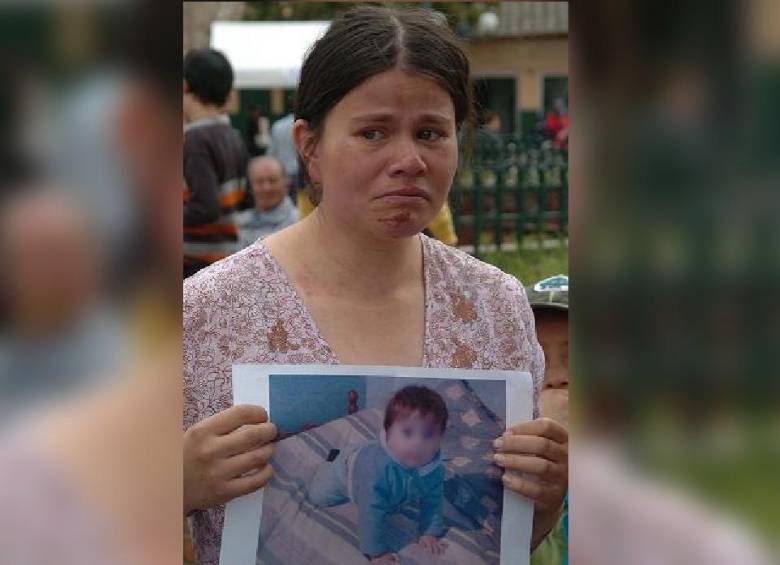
[480,243,568,285]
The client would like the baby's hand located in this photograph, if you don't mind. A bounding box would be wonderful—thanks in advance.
[418,535,448,556]
[370,553,398,564]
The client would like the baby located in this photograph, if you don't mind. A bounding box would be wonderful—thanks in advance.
[308,385,449,563]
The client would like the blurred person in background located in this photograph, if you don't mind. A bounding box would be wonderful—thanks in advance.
[267,111,303,203]
[244,104,270,157]
[485,109,503,136]
[183,48,249,278]
[528,276,569,429]
[0,1,182,563]
[543,98,569,150]
[236,155,298,250]
[0,189,126,426]
[527,275,569,565]
[473,109,504,161]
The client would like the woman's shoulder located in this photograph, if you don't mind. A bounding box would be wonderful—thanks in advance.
[422,234,527,298]
[185,243,267,296]
[183,242,281,315]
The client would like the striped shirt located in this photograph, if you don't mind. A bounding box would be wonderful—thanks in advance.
[183,115,249,265]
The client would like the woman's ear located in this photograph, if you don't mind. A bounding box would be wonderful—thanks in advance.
[292,118,321,183]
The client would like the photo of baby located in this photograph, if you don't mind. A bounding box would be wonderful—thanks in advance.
[308,386,449,562]
[252,371,517,565]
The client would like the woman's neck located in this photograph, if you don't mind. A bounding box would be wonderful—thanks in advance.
[276,207,423,301]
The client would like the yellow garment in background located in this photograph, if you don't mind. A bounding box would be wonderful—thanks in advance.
[426,200,458,245]
[297,191,316,218]
[296,193,458,246]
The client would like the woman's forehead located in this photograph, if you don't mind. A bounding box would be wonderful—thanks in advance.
[335,69,455,120]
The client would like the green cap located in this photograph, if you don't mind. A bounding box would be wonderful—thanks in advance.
[526,274,568,311]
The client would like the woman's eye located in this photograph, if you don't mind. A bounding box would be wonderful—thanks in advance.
[361,129,383,140]
[418,129,443,141]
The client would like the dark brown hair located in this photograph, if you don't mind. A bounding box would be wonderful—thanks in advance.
[384,386,449,434]
[183,48,234,107]
[294,5,475,203]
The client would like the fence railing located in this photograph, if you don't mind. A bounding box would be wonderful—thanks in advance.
[450,136,568,257]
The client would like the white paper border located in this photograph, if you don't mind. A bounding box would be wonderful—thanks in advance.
[220,364,533,565]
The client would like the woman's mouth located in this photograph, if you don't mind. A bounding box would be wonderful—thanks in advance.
[377,187,430,204]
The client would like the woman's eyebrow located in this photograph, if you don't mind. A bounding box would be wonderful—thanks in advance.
[349,112,453,124]
[418,113,453,124]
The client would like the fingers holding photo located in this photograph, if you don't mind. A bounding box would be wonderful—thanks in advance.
[220,443,274,479]
[493,417,568,512]
[494,418,568,462]
[505,417,568,446]
[183,405,276,513]
[211,404,270,434]
[492,452,565,482]
[218,421,278,458]
[500,473,566,512]
[222,463,275,501]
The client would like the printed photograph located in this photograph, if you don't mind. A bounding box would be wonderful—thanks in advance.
[260,374,508,564]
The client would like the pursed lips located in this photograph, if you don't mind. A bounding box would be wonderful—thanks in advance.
[376,187,430,201]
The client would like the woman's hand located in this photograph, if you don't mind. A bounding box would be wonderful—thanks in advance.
[418,534,448,556]
[183,404,277,514]
[493,417,568,546]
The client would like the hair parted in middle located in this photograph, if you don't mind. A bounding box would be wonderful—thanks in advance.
[293,5,475,204]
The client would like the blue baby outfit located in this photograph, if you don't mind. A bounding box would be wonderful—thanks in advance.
[308,433,446,557]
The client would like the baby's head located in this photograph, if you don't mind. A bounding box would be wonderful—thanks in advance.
[384,386,448,468]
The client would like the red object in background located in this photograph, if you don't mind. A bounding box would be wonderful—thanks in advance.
[544,111,569,150]
[544,111,568,140]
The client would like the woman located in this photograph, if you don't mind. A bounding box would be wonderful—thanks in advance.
[184,6,568,564]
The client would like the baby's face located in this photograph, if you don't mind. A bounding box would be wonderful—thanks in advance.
[385,411,443,468]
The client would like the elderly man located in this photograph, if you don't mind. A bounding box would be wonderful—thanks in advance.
[236,156,298,249]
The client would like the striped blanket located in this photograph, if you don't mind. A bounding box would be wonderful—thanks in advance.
[257,380,504,564]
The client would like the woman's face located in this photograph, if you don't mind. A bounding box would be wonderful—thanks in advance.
[297,69,459,240]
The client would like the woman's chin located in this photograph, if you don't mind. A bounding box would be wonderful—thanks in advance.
[374,211,431,239]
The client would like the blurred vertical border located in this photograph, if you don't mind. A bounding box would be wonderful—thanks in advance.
[572,0,779,562]
[0,1,183,564]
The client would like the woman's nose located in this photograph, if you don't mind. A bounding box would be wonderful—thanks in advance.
[388,140,427,178]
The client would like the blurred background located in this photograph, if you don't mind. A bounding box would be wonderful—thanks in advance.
[572,0,779,563]
[0,1,181,563]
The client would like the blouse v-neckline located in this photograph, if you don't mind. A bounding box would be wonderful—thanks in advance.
[256,234,432,368]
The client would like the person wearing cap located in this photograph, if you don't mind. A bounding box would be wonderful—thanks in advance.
[528,275,569,565]
[527,275,569,428]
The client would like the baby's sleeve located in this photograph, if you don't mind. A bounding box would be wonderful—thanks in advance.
[355,474,392,557]
[419,466,447,538]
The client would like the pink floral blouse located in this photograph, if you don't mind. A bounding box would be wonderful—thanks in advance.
[183,233,544,565]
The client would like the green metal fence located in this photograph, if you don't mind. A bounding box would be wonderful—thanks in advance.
[450,135,568,257]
